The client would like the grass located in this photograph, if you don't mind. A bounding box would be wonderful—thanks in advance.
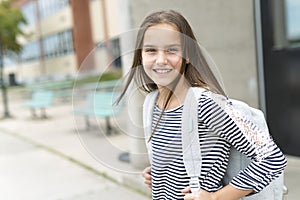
[74,69,122,85]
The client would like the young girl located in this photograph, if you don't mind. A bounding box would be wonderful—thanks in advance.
[117,10,286,200]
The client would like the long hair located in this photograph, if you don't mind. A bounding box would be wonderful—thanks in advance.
[117,10,226,140]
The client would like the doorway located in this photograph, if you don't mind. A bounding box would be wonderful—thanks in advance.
[260,0,300,156]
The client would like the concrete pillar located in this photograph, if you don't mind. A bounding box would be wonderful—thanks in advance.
[118,0,149,169]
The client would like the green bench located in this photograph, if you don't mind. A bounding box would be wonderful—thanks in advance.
[26,80,73,91]
[79,80,120,91]
[73,91,123,134]
[24,91,54,118]
[26,80,74,102]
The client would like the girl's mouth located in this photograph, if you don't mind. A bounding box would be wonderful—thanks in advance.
[153,69,172,74]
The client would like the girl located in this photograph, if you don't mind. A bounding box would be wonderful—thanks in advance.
[117,10,286,200]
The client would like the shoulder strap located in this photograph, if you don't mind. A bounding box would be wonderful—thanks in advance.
[182,87,206,193]
[143,87,205,193]
[143,90,159,165]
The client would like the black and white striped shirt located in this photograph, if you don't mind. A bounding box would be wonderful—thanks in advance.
[150,91,287,200]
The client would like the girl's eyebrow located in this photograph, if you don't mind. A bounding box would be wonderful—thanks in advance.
[142,44,181,48]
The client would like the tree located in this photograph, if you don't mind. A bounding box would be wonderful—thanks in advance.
[0,0,26,118]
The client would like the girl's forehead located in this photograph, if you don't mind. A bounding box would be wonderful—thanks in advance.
[147,23,179,32]
[143,23,181,46]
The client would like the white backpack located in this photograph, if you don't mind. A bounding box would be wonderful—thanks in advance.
[143,87,286,200]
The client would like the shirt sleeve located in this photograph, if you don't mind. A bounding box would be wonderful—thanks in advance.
[199,91,287,193]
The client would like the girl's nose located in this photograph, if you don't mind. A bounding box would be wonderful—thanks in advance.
[156,50,167,65]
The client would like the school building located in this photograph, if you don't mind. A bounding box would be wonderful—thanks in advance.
[5,0,122,84]
[3,0,299,159]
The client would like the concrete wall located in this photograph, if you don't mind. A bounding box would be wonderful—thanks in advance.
[40,7,73,37]
[90,0,122,43]
[129,0,259,107]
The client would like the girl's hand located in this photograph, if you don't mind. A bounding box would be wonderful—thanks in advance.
[142,166,152,189]
[181,186,217,200]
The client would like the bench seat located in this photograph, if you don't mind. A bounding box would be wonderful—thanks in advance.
[24,91,54,118]
[73,91,123,134]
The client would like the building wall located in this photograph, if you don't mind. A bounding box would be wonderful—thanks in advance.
[40,7,73,37]
[90,0,121,43]
[4,0,122,83]
[129,0,259,107]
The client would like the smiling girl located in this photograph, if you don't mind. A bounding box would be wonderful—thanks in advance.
[117,10,286,200]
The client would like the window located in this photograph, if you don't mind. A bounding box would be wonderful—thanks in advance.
[96,37,122,68]
[21,41,40,62]
[42,29,74,59]
[285,0,300,45]
[21,2,36,26]
[20,30,73,62]
[38,0,69,19]
[273,0,300,48]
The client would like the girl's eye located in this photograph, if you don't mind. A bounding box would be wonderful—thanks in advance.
[144,48,156,53]
[167,48,179,54]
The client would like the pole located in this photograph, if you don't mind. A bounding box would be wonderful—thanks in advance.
[100,0,113,69]
[100,0,109,43]
[35,0,45,76]
[0,40,11,118]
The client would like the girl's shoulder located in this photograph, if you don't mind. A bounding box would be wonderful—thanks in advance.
[191,87,228,110]
[191,87,225,100]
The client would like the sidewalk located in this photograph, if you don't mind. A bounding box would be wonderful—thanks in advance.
[0,90,299,199]
[0,91,151,200]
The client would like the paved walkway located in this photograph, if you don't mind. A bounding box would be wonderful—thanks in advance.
[0,91,151,200]
[0,131,148,200]
[0,89,299,199]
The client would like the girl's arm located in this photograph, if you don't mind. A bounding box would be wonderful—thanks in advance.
[199,92,287,195]
[182,184,252,200]
[213,185,253,200]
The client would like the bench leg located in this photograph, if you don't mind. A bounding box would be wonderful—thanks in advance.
[31,108,37,118]
[85,116,91,130]
[105,117,112,135]
[41,108,47,119]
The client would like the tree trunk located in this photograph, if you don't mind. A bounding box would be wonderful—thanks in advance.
[0,41,11,118]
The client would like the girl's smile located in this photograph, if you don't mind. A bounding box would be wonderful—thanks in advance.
[152,68,172,74]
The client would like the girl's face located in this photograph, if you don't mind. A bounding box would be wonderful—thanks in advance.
[142,23,183,88]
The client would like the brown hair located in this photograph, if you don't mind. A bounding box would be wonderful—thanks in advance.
[117,10,226,140]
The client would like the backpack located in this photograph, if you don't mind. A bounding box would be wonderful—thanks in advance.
[143,87,286,200]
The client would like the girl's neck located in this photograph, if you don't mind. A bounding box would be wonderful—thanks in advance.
[157,80,190,110]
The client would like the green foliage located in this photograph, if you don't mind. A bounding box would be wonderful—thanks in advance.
[75,69,122,85]
[0,0,27,54]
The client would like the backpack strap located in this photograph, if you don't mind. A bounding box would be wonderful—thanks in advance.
[143,87,206,193]
[182,87,206,193]
[143,90,159,165]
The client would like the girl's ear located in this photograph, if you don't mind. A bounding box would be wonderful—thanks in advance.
[186,58,190,64]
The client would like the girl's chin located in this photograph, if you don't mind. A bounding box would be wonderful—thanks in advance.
[155,80,177,88]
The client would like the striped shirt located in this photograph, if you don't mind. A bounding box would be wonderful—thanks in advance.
[149,90,287,200]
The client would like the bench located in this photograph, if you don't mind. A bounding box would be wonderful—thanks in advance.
[73,91,123,134]
[24,91,54,118]
[78,80,120,91]
[26,80,74,102]
[26,80,74,91]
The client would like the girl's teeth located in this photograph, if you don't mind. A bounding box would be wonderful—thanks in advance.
[155,69,171,73]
